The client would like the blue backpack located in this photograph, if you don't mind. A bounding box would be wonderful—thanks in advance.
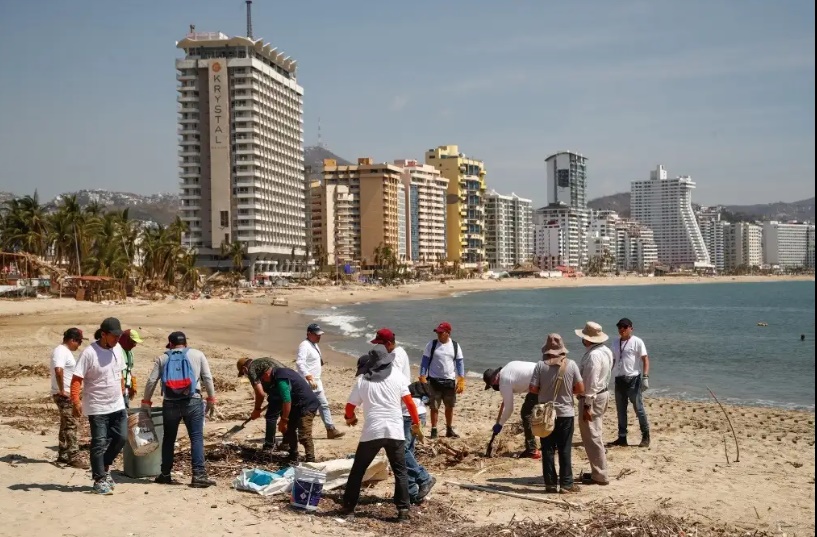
[162,348,197,399]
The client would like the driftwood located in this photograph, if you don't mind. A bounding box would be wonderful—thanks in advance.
[445,480,582,510]
[706,385,740,462]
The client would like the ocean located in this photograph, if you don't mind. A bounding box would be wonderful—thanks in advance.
[302,281,815,411]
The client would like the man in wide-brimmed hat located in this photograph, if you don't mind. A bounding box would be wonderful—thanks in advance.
[574,322,614,486]
[528,334,585,494]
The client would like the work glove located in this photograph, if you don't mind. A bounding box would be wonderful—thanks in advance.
[305,375,318,390]
[492,423,503,435]
[250,408,262,421]
[205,398,216,418]
[72,403,82,418]
[455,376,466,394]
[411,423,424,443]
[583,407,593,423]
[418,375,427,384]
[345,415,358,427]
[277,418,288,435]
[641,376,650,392]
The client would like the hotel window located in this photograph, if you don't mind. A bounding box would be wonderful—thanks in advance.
[220,211,229,228]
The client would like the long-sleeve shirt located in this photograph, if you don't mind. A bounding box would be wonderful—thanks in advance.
[142,348,216,402]
[579,344,613,405]
[496,361,537,426]
[419,339,464,379]
[390,345,427,416]
[295,340,323,392]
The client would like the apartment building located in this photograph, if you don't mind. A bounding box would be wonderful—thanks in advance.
[176,28,305,276]
[533,204,587,269]
[545,151,588,209]
[318,158,404,267]
[485,190,533,269]
[724,222,762,270]
[762,221,815,268]
[310,181,356,268]
[533,222,563,270]
[631,165,710,268]
[425,145,487,266]
[394,160,448,264]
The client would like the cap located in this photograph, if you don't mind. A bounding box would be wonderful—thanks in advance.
[124,329,143,344]
[433,322,452,334]
[165,331,187,349]
[307,323,324,336]
[483,368,501,390]
[63,328,85,342]
[100,317,123,337]
[93,328,102,340]
[370,328,395,345]
[236,357,252,377]
[616,318,633,329]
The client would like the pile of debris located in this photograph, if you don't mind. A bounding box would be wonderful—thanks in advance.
[415,439,473,470]
[0,363,50,380]
[212,376,238,392]
[172,442,288,479]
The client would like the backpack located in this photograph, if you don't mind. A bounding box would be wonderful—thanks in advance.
[161,348,197,399]
[531,359,568,438]
[427,339,460,390]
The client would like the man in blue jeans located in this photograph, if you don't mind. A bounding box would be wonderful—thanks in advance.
[142,331,217,487]
[609,318,651,448]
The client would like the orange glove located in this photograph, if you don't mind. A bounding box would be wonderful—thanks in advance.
[456,376,466,394]
[418,376,427,384]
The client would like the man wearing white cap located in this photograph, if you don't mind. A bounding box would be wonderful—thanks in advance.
[574,321,614,486]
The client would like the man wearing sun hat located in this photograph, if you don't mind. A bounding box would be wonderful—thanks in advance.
[529,334,585,494]
[574,321,614,486]
[419,321,465,439]
[118,328,143,408]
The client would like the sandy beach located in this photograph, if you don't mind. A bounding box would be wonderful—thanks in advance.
[0,274,814,536]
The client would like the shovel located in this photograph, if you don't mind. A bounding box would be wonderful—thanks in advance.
[221,406,266,441]
[484,432,498,457]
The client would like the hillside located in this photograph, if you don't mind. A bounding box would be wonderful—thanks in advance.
[587,192,631,217]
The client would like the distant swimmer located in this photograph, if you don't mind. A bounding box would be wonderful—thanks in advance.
[801,334,806,341]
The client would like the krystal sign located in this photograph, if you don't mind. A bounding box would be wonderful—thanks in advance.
[208,60,232,248]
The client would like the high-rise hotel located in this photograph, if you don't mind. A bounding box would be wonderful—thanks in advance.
[176,18,305,276]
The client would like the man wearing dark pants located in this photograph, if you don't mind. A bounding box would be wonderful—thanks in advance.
[236,356,286,450]
[51,327,87,469]
[142,331,217,487]
[483,360,540,459]
[609,318,651,448]
[528,334,585,494]
[342,349,421,521]
[70,318,129,495]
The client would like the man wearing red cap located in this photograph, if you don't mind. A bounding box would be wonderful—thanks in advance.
[419,321,465,439]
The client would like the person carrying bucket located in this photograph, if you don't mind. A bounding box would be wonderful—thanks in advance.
[341,348,422,522]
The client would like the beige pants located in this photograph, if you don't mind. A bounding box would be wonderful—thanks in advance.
[579,391,610,484]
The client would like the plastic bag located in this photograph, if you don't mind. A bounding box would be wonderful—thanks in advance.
[127,411,159,456]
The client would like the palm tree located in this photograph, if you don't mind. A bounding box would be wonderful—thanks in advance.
[221,240,246,280]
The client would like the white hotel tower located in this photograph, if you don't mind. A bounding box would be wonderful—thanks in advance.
[631,165,710,268]
[176,5,305,277]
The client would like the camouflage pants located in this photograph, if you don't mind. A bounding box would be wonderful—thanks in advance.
[53,394,80,460]
[283,410,316,462]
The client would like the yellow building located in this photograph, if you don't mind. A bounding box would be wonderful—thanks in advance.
[424,145,487,265]
[318,158,405,268]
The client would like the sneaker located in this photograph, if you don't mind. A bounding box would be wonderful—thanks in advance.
[191,474,216,488]
[92,480,114,495]
[56,455,70,464]
[545,486,558,494]
[397,509,411,522]
[445,426,459,439]
[607,437,628,447]
[327,427,346,440]
[430,428,438,439]
[519,449,542,460]
[639,435,651,448]
[338,507,355,521]
[416,476,436,503]
[105,473,116,489]
[261,442,275,452]
[154,473,179,485]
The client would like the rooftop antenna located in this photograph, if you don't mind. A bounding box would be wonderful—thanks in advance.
[189,24,195,35]
[245,0,253,39]
[317,117,324,148]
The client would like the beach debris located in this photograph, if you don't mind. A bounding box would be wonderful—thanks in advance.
[0,363,50,379]
[173,442,288,479]
[705,385,741,462]
[616,468,635,480]
[271,297,288,306]
[446,481,582,510]
[212,376,238,393]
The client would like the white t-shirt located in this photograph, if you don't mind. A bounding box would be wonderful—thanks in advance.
[73,342,127,416]
[391,345,427,416]
[50,344,77,395]
[497,361,537,426]
[295,339,324,392]
[612,336,648,378]
[348,367,410,443]
[424,340,463,380]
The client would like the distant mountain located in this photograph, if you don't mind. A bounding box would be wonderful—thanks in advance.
[46,190,181,225]
[587,192,815,222]
[304,146,351,184]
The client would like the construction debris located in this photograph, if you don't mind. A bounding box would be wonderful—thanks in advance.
[212,376,238,392]
[0,363,50,379]
[172,442,288,479]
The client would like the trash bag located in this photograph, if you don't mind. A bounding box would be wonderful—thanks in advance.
[127,411,159,456]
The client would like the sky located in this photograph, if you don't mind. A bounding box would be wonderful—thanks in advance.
[0,0,814,207]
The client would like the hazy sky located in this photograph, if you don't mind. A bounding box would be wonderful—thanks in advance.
[0,0,814,207]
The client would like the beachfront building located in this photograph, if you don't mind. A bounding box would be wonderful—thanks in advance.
[175,26,305,277]
[311,181,356,269]
[697,207,727,272]
[318,158,404,268]
[620,222,659,273]
[631,165,711,269]
[724,222,763,271]
[588,210,620,271]
[394,160,448,264]
[545,151,588,210]
[484,190,534,270]
[425,145,487,267]
[533,204,587,270]
[762,221,816,269]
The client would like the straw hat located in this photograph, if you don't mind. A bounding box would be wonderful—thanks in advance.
[575,321,609,344]
[542,334,569,357]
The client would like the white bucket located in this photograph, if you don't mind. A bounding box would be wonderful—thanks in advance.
[290,466,326,511]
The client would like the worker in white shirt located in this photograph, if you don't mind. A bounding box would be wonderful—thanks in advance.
[609,318,651,448]
[482,361,541,459]
[295,323,345,440]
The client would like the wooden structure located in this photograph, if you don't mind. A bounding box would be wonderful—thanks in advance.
[508,262,540,278]
[58,276,126,302]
